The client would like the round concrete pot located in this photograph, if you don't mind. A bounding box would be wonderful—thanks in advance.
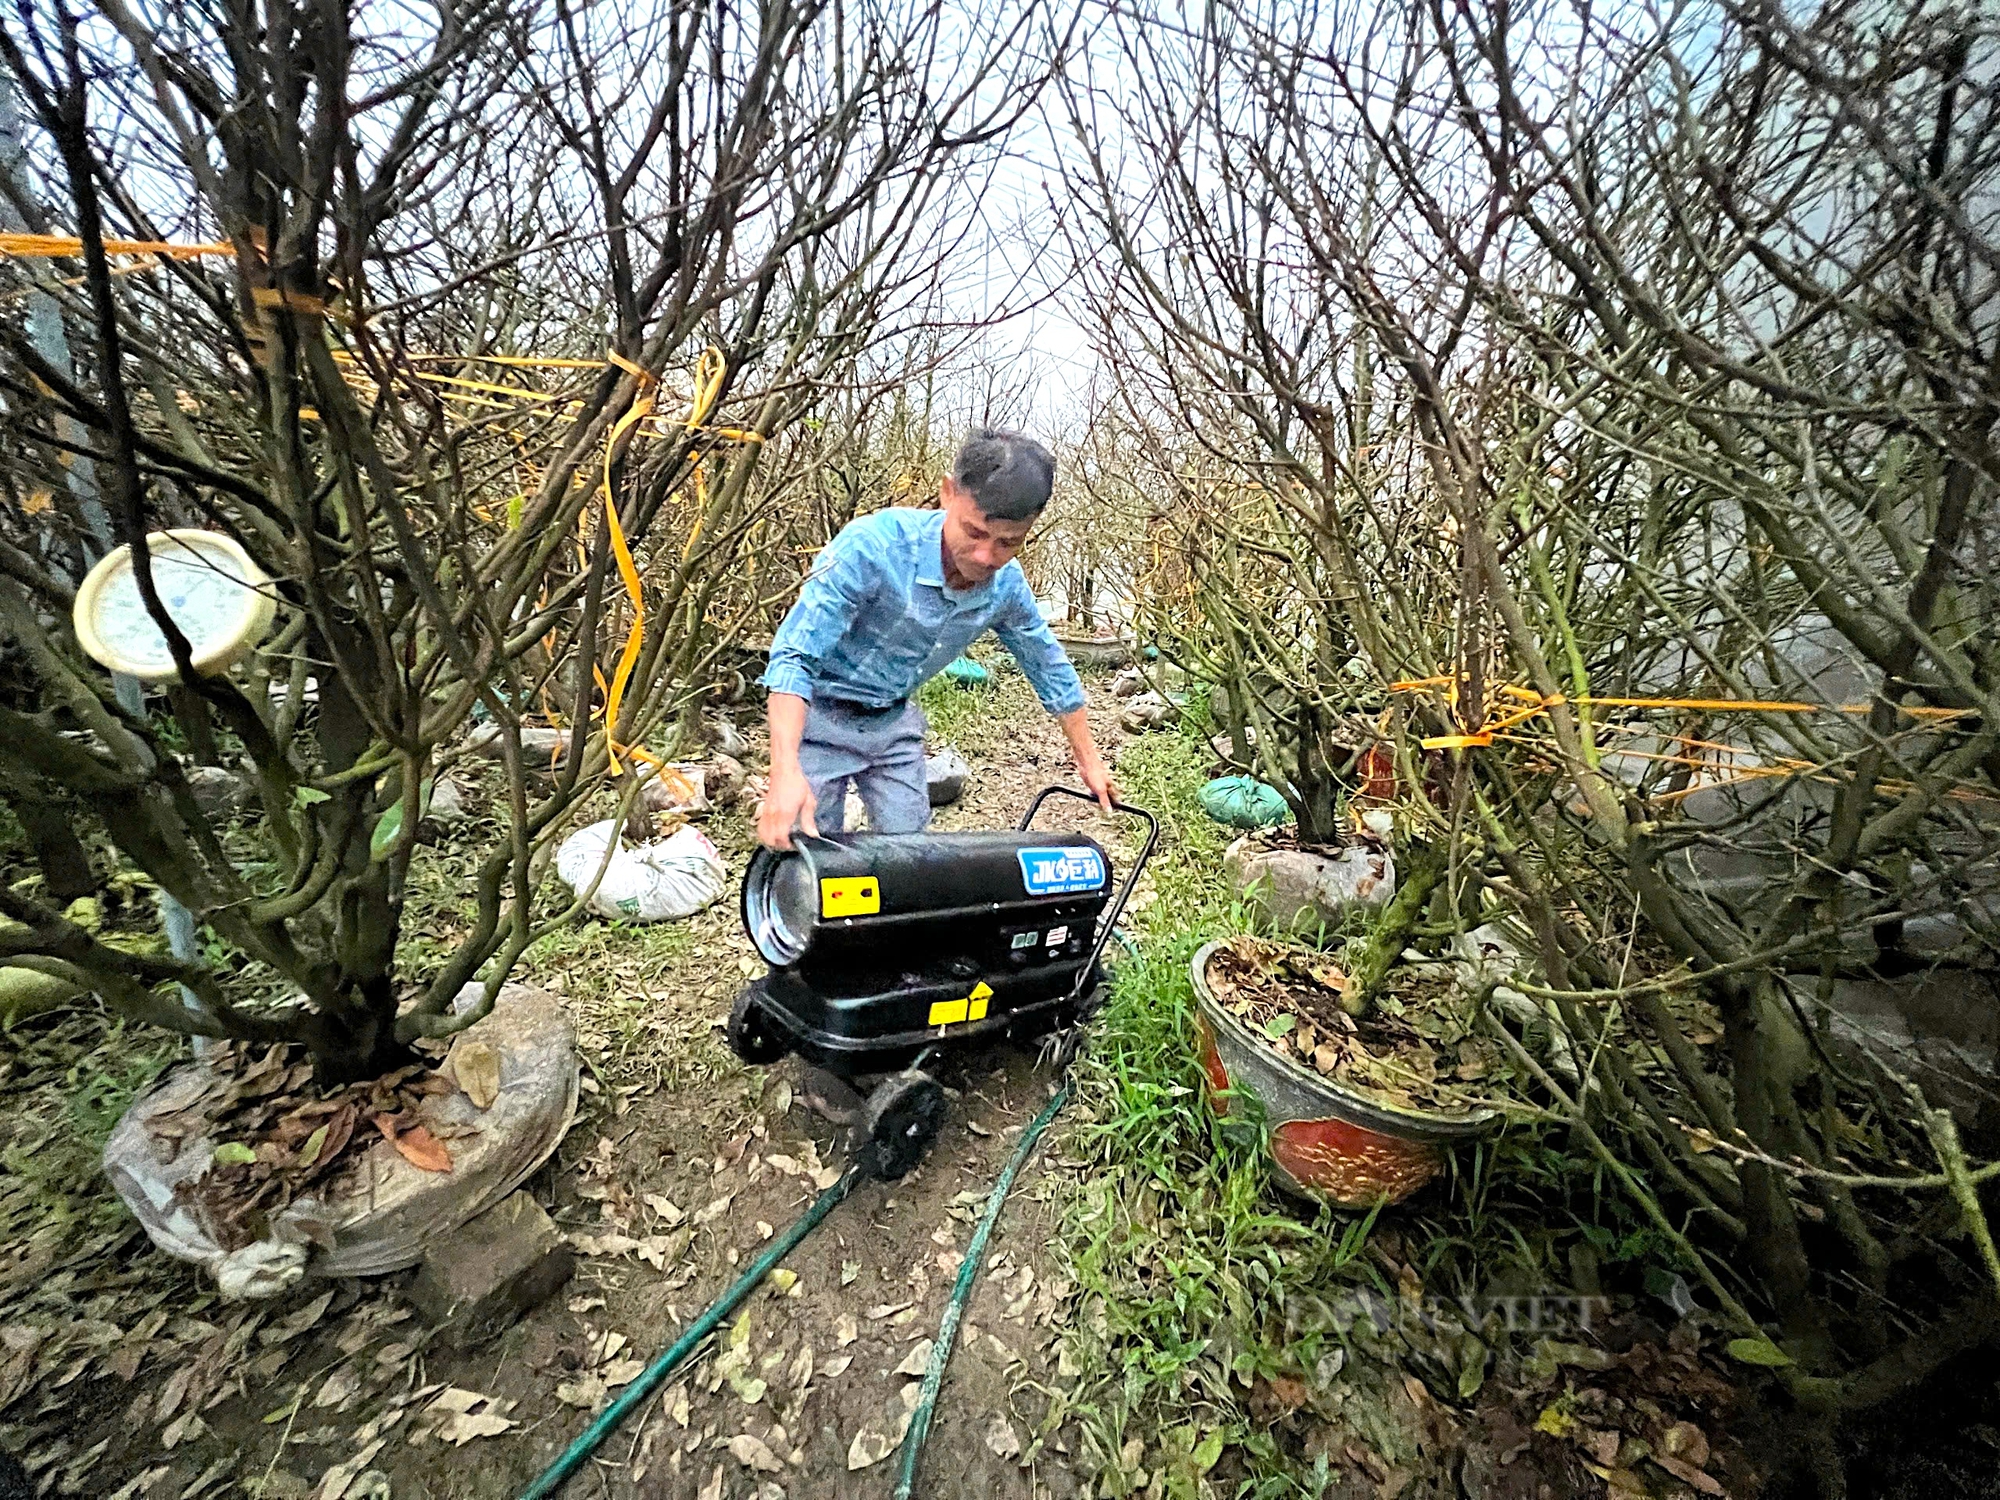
[1190,940,1497,1207]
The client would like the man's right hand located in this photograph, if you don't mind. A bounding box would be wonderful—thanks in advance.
[757,762,819,851]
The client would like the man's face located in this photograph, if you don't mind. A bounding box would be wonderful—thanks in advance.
[939,476,1035,585]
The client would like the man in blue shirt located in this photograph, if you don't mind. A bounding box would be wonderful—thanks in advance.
[757,429,1116,849]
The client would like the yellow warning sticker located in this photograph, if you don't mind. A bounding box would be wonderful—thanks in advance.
[820,876,880,918]
[929,981,993,1029]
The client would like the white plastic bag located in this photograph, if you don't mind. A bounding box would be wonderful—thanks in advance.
[556,819,728,921]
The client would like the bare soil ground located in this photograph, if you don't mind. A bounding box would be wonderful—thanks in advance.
[0,664,1132,1500]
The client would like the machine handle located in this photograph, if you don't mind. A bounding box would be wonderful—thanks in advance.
[1016,785,1161,1005]
[1017,784,1158,841]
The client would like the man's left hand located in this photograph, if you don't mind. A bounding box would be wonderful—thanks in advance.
[1079,756,1118,815]
[1056,706,1118,815]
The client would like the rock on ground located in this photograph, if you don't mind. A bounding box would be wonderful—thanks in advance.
[408,1191,574,1349]
[1120,692,1176,733]
[185,764,251,821]
[926,747,971,806]
[465,723,569,765]
[1224,837,1395,937]
[426,775,471,824]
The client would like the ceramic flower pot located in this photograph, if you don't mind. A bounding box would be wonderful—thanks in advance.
[1189,940,1497,1207]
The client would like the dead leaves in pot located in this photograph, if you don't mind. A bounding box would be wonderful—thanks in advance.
[445,1039,503,1110]
[370,1113,453,1173]
[155,1043,474,1249]
[1206,935,1504,1114]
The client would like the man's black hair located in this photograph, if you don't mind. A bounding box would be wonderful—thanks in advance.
[951,428,1055,522]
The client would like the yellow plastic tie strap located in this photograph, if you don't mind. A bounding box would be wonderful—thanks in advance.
[1392,677,1976,724]
[400,353,609,370]
[596,351,659,775]
[250,285,331,317]
[0,232,234,260]
[1422,733,1494,749]
[685,347,726,431]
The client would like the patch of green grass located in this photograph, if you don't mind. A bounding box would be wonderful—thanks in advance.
[1049,725,1425,1495]
[1051,718,1697,1495]
[0,1015,179,1236]
[917,670,1002,753]
[66,1026,178,1149]
[1051,904,1410,1497]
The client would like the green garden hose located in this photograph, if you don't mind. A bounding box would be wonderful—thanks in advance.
[517,1166,861,1500]
[893,1083,1070,1500]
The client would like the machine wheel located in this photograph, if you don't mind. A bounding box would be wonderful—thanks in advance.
[862,1071,947,1180]
[726,989,787,1065]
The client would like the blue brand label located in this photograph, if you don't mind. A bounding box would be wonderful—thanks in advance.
[1019,846,1106,896]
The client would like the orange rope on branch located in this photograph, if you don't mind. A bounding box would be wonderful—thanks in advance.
[596,351,659,776]
[1391,675,1977,750]
[0,232,235,260]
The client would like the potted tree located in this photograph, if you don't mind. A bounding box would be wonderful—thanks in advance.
[0,0,1038,1284]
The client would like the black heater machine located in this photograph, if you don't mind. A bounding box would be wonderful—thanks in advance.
[727,787,1158,1177]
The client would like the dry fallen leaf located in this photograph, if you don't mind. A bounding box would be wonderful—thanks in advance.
[1661,1421,1711,1469]
[698,1464,725,1500]
[570,1232,642,1259]
[389,1123,453,1173]
[867,1301,914,1321]
[314,1441,386,1500]
[787,1344,815,1392]
[428,1388,489,1415]
[438,1411,515,1445]
[893,1339,934,1377]
[556,1375,606,1408]
[821,1354,854,1378]
[314,1367,361,1409]
[601,1359,646,1388]
[694,1194,735,1226]
[449,1040,503,1109]
[847,1428,896,1470]
[729,1433,785,1473]
[1654,1454,1725,1495]
[835,1313,859,1346]
[985,1415,1022,1460]
[644,1194,685,1226]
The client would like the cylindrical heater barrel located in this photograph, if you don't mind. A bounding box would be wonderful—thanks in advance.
[743,830,1110,971]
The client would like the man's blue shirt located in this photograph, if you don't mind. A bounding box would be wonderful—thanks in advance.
[760,507,1086,716]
